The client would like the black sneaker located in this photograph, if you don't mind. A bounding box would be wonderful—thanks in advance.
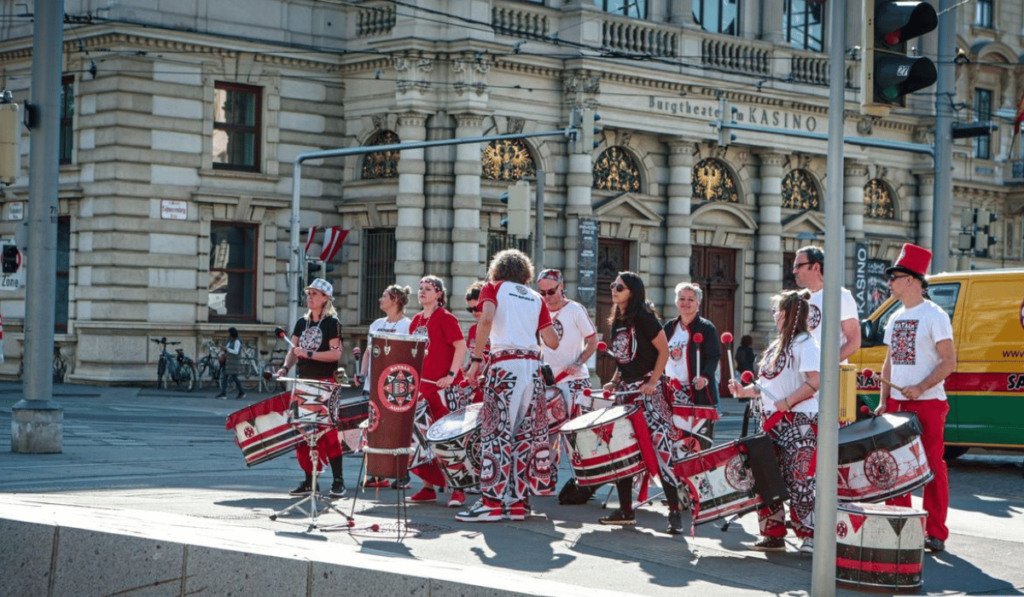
[215,393,227,399]
[666,510,683,534]
[924,536,945,552]
[391,476,411,490]
[289,480,317,496]
[330,479,346,498]
[236,393,246,400]
[599,509,636,526]
[747,536,786,552]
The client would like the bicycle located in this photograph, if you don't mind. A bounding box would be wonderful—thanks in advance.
[260,348,288,393]
[152,337,197,392]
[237,341,262,391]
[18,345,69,383]
[195,340,222,390]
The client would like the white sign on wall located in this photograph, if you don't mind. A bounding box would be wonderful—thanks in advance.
[7,202,23,221]
[160,199,187,220]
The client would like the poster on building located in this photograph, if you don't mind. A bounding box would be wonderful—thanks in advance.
[854,243,891,318]
[577,218,598,312]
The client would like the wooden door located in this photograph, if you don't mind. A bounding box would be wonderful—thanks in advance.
[690,246,738,397]
[596,240,630,384]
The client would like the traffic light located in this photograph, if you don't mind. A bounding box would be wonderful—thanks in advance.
[714,100,737,147]
[306,260,324,281]
[499,180,531,237]
[1,244,20,273]
[0,93,19,185]
[580,108,602,153]
[958,207,998,257]
[860,0,938,116]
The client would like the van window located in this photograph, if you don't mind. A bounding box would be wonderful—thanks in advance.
[877,283,960,334]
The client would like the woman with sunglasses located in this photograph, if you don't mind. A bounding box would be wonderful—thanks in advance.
[360,284,412,489]
[536,268,598,418]
[601,272,685,531]
[406,276,468,508]
[462,281,489,383]
[728,289,819,554]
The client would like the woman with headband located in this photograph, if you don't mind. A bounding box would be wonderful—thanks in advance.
[728,289,819,554]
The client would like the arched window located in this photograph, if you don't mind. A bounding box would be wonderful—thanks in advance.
[863,178,896,219]
[781,169,820,210]
[482,139,536,181]
[691,158,739,203]
[362,130,401,179]
[594,147,642,192]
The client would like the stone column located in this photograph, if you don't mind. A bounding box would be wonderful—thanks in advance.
[915,170,935,253]
[395,112,427,307]
[664,139,696,315]
[450,113,484,311]
[754,152,785,337]
[843,160,868,286]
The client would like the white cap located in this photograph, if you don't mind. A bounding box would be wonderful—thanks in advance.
[306,278,333,298]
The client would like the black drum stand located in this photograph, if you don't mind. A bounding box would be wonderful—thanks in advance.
[270,423,354,532]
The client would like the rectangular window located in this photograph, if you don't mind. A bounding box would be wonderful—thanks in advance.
[974,88,992,160]
[784,0,824,52]
[213,82,261,171]
[594,0,647,18]
[59,76,74,164]
[975,0,992,28]
[693,0,739,35]
[486,230,531,268]
[56,217,70,331]
[209,223,258,320]
[360,228,397,325]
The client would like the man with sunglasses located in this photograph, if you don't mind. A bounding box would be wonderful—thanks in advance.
[876,243,955,554]
[536,269,599,419]
[792,245,861,363]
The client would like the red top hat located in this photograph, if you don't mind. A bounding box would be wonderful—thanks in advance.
[885,243,932,281]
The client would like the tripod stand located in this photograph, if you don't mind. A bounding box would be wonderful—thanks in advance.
[270,423,354,531]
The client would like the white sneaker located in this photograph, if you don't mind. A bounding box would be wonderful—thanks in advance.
[800,538,814,554]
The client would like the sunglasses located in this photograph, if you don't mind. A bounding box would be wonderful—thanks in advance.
[538,287,560,297]
[792,261,812,271]
[609,283,627,293]
[887,273,911,282]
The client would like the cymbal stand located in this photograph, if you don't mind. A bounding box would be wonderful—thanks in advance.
[270,423,354,531]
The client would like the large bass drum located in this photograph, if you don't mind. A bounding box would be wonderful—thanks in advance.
[837,412,933,503]
[364,332,427,479]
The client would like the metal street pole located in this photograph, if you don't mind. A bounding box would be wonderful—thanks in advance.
[534,169,545,269]
[12,0,64,453]
[932,0,956,273]
[811,0,845,593]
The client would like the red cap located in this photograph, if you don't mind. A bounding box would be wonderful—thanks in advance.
[885,243,931,281]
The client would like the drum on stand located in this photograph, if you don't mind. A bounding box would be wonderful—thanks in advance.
[836,502,926,593]
[425,403,482,489]
[365,332,427,479]
[560,405,646,487]
[837,412,933,503]
[225,392,310,467]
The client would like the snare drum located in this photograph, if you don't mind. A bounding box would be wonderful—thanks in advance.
[836,502,926,593]
[560,405,645,487]
[425,403,482,489]
[289,379,336,426]
[225,393,309,467]
[837,412,933,503]
[327,389,369,431]
[365,332,427,478]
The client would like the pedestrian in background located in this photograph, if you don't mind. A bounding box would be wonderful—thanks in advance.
[216,327,245,400]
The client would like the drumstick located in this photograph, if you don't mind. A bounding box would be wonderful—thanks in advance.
[275,327,295,348]
[862,368,905,393]
[739,370,782,403]
[596,341,614,357]
[720,331,736,384]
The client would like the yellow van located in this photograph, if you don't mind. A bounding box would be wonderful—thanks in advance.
[851,268,1024,459]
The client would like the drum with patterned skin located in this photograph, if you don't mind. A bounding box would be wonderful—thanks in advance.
[225,393,310,467]
[836,502,926,593]
[837,412,933,503]
[559,405,645,487]
[365,332,427,478]
[425,403,482,489]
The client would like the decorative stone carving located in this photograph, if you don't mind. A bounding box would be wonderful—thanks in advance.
[393,55,433,93]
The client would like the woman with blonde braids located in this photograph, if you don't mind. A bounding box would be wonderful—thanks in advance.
[729,289,820,554]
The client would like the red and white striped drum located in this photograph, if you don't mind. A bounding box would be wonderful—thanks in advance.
[289,379,335,427]
[365,332,427,479]
[425,403,482,489]
[560,405,645,487]
[673,437,773,526]
[545,386,571,434]
[837,412,933,503]
[225,393,309,467]
[836,502,926,593]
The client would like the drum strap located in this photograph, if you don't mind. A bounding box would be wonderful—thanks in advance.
[625,408,661,489]
[490,349,541,364]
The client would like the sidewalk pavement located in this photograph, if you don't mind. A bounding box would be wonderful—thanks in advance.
[2,381,1022,596]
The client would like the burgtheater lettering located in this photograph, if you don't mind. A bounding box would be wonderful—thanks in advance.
[646,96,819,133]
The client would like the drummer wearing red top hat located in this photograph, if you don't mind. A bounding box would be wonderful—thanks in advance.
[875,243,956,553]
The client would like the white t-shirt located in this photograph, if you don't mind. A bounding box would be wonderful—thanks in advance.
[543,300,597,381]
[478,281,552,352]
[883,300,953,402]
[665,322,691,386]
[757,332,820,415]
[807,286,859,357]
[363,316,412,392]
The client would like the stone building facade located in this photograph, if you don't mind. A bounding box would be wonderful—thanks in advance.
[0,0,1021,385]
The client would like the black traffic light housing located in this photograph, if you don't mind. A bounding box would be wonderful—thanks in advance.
[861,0,938,116]
[958,207,998,257]
[1,244,20,274]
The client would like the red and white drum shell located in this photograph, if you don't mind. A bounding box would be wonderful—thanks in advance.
[837,412,933,503]
[672,438,760,526]
[545,386,571,434]
[327,388,369,431]
[836,502,926,593]
[365,332,427,479]
[289,379,336,427]
[425,403,482,490]
[559,405,645,487]
[225,393,310,467]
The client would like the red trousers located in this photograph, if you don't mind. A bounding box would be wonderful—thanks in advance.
[886,399,950,541]
[295,428,343,474]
